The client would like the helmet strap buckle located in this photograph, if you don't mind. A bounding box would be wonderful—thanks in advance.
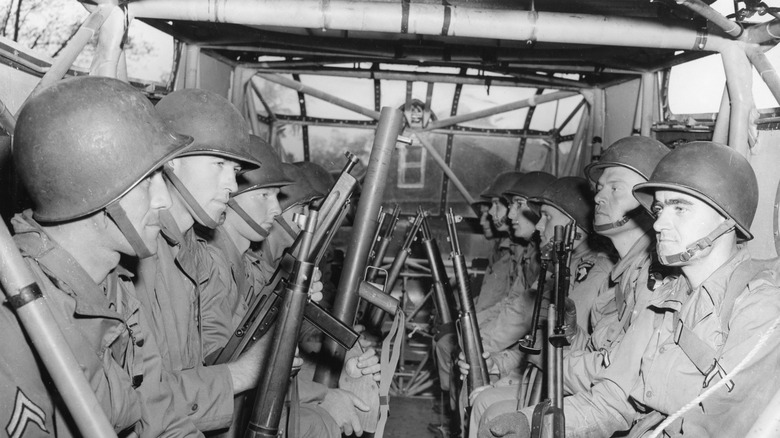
[658,219,736,265]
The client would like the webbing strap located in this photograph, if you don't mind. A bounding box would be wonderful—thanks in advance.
[592,208,643,232]
[163,166,219,229]
[375,309,406,438]
[659,220,735,265]
[275,215,299,240]
[228,198,269,238]
[673,320,733,390]
[105,202,153,259]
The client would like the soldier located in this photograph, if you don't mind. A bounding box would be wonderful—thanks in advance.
[1,76,201,436]
[134,88,283,432]
[465,177,616,437]
[481,142,780,438]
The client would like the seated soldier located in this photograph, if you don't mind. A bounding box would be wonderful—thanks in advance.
[135,88,293,433]
[1,76,201,436]
[463,177,616,438]
[481,142,780,438]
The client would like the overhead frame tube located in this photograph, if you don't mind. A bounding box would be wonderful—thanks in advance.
[128,1,732,52]
[641,72,656,137]
[414,133,476,205]
[721,44,753,155]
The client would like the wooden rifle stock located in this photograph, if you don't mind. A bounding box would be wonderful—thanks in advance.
[519,242,553,354]
[419,210,456,327]
[446,208,489,394]
[366,209,425,330]
[245,212,318,438]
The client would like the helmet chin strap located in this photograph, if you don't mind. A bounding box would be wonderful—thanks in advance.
[659,219,736,265]
[593,208,643,233]
[163,165,219,229]
[105,202,154,259]
[274,215,299,240]
[227,198,269,238]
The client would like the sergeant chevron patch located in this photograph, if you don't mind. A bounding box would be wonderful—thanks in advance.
[6,388,47,438]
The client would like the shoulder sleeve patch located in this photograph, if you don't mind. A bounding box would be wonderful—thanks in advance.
[575,260,595,282]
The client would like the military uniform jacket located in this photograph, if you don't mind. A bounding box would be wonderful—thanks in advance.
[2,212,200,437]
[559,249,780,437]
[491,241,615,378]
[474,238,521,313]
[563,231,658,395]
[478,241,540,353]
[135,218,234,432]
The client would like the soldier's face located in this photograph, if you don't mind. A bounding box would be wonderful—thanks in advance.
[594,167,644,235]
[507,196,537,240]
[229,187,282,242]
[264,205,305,263]
[478,204,493,236]
[652,190,725,263]
[117,170,171,255]
[488,197,509,232]
[170,155,241,224]
[535,204,571,247]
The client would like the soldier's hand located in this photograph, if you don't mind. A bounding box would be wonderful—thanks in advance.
[308,267,323,302]
[354,348,382,381]
[353,324,380,350]
[458,351,495,378]
[321,388,369,436]
[478,411,530,438]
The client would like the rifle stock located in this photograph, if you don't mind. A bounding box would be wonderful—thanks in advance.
[366,204,400,283]
[245,212,318,438]
[518,242,553,354]
[446,208,489,395]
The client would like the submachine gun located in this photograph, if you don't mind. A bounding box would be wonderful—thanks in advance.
[530,222,576,438]
[445,208,489,397]
[207,153,361,366]
[245,212,318,438]
[518,242,553,354]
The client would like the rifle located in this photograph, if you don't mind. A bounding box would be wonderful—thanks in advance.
[245,212,318,438]
[207,155,361,366]
[445,208,489,396]
[366,204,401,283]
[531,222,576,438]
[366,209,426,331]
[518,241,553,354]
[419,208,456,329]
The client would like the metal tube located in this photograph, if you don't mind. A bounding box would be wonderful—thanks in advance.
[747,49,780,106]
[23,4,113,106]
[0,97,15,134]
[89,5,126,78]
[713,85,730,144]
[745,19,780,45]
[426,90,579,131]
[721,43,753,155]
[0,218,116,437]
[414,133,476,205]
[184,44,200,88]
[640,72,655,137]
[129,1,731,51]
[562,106,589,176]
[257,73,381,120]
[314,107,404,387]
[676,0,742,38]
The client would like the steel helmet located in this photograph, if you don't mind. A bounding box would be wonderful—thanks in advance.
[503,171,557,200]
[528,177,594,232]
[278,163,325,213]
[155,88,261,169]
[14,76,192,223]
[633,141,757,242]
[479,171,524,200]
[234,136,294,196]
[297,161,336,192]
[584,136,670,185]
